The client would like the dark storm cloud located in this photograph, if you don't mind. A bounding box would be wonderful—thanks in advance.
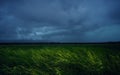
[109,9,120,24]
[0,0,120,42]
[105,0,120,24]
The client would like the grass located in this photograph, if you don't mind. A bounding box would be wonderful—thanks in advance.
[0,44,120,75]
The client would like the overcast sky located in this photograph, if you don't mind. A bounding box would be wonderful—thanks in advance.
[0,0,120,42]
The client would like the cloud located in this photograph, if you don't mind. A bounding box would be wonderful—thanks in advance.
[85,25,120,42]
[0,0,120,42]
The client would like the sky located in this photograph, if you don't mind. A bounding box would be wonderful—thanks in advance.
[0,0,120,42]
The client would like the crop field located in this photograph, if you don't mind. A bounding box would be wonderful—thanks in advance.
[0,44,120,75]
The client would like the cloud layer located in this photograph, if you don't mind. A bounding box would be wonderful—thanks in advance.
[0,0,120,42]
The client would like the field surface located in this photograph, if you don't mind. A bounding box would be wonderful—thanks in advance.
[0,44,120,75]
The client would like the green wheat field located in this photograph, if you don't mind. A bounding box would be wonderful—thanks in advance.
[0,44,120,75]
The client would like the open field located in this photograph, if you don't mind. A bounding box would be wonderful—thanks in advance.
[0,44,120,75]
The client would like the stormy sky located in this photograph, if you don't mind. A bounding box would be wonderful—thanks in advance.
[0,0,120,42]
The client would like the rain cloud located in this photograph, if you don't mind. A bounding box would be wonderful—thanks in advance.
[0,0,120,42]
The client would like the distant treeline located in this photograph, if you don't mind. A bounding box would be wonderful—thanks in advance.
[0,41,120,45]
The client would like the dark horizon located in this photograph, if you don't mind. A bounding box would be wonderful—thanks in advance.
[0,39,120,44]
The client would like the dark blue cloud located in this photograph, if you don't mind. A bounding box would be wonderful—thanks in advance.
[0,0,120,42]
